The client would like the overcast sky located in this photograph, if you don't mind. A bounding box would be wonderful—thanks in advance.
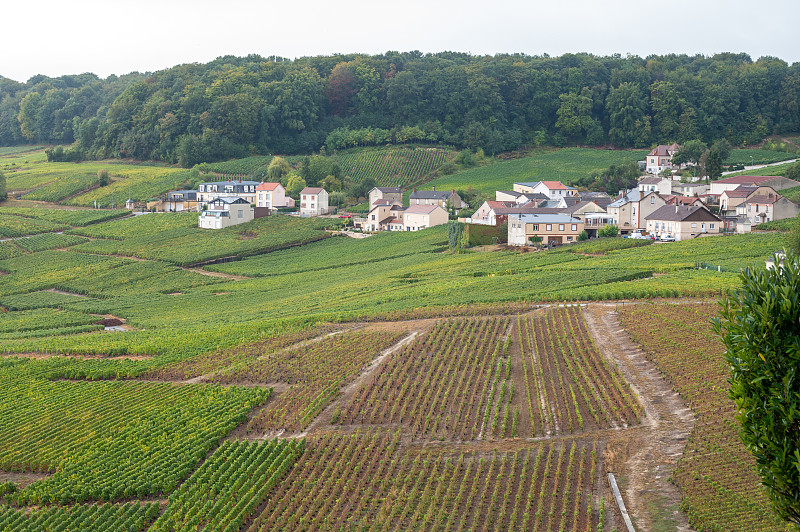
[3,0,799,83]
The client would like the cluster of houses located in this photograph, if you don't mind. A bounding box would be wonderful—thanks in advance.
[352,187,467,232]
[487,172,799,246]
[144,179,334,229]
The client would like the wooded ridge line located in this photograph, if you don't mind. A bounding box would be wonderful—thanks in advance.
[0,51,797,165]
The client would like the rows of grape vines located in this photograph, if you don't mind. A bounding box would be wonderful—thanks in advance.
[212,330,405,432]
[152,439,303,532]
[0,502,159,532]
[518,306,643,436]
[620,302,791,531]
[334,147,456,187]
[250,430,602,531]
[337,317,512,439]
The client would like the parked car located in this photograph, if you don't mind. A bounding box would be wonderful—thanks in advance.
[628,232,648,240]
[659,234,676,242]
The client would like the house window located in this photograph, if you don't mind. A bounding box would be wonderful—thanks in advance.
[710,223,715,229]
[371,215,376,220]
[546,224,552,231]
[567,236,573,241]
[571,224,577,231]
[532,224,539,231]
[559,224,565,231]
[237,210,243,218]
[650,196,655,204]
[302,195,306,200]
[691,223,697,228]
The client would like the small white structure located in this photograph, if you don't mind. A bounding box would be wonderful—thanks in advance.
[299,187,329,216]
[198,197,254,229]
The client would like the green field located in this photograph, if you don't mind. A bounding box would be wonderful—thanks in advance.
[0,145,795,531]
[419,148,647,196]
[725,148,797,166]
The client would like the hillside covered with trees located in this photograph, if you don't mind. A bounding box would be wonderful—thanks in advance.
[1,52,798,165]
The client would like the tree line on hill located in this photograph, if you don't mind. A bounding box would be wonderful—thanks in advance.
[1,51,799,166]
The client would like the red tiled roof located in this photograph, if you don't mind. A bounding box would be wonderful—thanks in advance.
[256,182,281,191]
[541,181,570,190]
[300,187,325,194]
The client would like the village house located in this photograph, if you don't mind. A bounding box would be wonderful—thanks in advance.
[197,180,259,205]
[673,182,709,197]
[299,187,329,216]
[736,192,800,226]
[606,190,667,232]
[719,186,760,212]
[645,143,681,174]
[403,204,449,231]
[470,200,518,226]
[255,182,293,211]
[638,176,673,195]
[368,187,403,206]
[507,213,585,246]
[364,199,405,232]
[495,190,549,204]
[512,181,577,200]
[147,190,200,212]
[198,197,254,229]
[409,188,467,209]
[645,204,721,241]
[575,191,613,209]
[663,195,707,208]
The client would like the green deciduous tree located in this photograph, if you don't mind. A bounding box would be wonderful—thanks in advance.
[598,224,619,237]
[266,156,291,180]
[606,82,651,147]
[714,253,800,525]
[0,170,6,201]
[286,174,306,197]
[672,139,708,175]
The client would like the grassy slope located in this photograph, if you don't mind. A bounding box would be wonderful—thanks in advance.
[0,224,782,358]
[418,148,648,196]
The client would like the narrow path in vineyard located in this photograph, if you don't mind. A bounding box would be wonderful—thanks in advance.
[583,303,695,532]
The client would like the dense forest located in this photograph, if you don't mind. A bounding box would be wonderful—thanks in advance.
[1,52,798,166]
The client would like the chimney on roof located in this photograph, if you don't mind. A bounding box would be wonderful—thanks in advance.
[238,179,242,183]
[675,205,679,213]
[432,185,436,191]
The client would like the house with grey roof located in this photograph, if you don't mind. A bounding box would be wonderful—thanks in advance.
[368,187,403,206]
[197,180,259,205]
[645,143,681,174]
[198,197,254,229]
[507,213,585,246]
[607,189,666,232]
[409,188,467,209]
[644,204,721,241]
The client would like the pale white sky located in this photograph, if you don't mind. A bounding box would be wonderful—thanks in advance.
[2,0,798,83]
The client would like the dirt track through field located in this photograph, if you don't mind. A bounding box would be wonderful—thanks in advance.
[584,303,695,532]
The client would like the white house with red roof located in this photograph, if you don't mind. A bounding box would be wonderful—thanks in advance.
[645,143,681,174]
[513,181,577,200]
[255,182,293,211]
[299,187,329,216]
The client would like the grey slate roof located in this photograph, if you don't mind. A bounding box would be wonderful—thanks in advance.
[644,205,720,222]
[409,190,455,200]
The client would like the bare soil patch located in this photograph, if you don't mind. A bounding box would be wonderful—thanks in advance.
[45,288,87,297]
[583,303,695,532]
[0,472,51,489]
